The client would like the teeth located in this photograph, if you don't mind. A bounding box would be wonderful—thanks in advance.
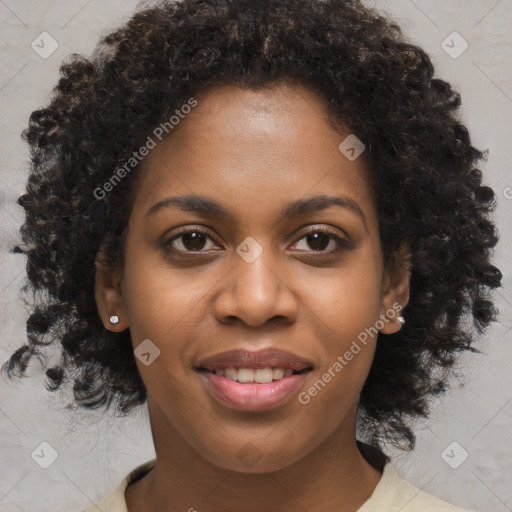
[237,368,255,383]
[254,368,274,383]
[224,368,237,380]
[212,367,296,383]
[273,367,284,380]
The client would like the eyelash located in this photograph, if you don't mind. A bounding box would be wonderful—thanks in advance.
[164,225,352,256]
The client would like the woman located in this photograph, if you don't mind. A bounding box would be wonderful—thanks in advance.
[3,0,502,510]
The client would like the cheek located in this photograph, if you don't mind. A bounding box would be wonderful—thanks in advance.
[297,249,383,400]
[121,239,213,345]
[302,249,383,345]
[120,242,232,400]
[121,256,214,423]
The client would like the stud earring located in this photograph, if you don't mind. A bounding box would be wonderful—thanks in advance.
[109,315,119,325]
[397,315,405,326]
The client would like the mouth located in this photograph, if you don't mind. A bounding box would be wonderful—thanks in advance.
[195,348,313,411]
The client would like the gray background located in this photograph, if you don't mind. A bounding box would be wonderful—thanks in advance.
[1,1,511,511]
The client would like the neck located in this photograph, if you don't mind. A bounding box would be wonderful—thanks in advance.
[125,398,384,512]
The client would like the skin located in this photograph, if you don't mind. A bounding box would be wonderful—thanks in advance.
[95,82,410,512]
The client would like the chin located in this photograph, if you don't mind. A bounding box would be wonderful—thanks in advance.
[196,436,314,474]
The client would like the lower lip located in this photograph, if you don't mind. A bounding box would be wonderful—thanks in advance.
[198,370,310,411]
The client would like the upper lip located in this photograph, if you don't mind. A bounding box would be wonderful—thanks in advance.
[197,348,313,371]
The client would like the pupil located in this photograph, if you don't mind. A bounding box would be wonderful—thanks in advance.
[183,232,206,250]
[308,232,329,251]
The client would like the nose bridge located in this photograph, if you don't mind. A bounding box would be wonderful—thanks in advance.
[236,248,280,301]
[214,235,298,326]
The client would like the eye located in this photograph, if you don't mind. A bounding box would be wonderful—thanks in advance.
[291,227,351,254]
[165,227,218,253]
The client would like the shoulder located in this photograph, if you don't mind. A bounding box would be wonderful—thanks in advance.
[358,462,471,512]
[80,458,157,512]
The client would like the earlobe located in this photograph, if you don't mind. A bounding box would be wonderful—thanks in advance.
[379,244,411,335]
[94,257,129,332]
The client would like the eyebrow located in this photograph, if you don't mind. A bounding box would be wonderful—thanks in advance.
[146,193,367,231]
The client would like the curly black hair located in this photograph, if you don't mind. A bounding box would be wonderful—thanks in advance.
[2,0,502,453]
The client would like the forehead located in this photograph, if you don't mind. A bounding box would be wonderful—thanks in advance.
[132,83,376,228]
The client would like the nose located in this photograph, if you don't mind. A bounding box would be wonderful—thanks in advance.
[213,249,299,328]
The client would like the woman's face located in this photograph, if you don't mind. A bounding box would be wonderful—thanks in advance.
[96,83,409,473]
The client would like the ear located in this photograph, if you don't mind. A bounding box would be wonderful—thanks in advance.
[378,243,411,335]
[94,250,129,332]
